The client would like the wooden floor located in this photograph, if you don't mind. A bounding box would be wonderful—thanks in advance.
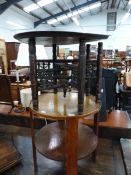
[120,138,131,175]
[0,124,126,175]
[0,110,131,174]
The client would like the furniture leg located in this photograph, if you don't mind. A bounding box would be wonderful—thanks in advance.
[65,117,78,175]
[92,112,99,161]
[30,110,38,173]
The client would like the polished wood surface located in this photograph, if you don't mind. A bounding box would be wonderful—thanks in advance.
[66,117,78,175]
[30,92,100,120]
[99,110,131,128]
[80,110,131,129]
[1,109,130,136]
[29,92,100,175]
[35,122,97,161]
[14,31,108,46]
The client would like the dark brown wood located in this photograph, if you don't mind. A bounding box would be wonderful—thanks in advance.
[53,44,57,93]
[78,39,86,114]
[96,42,103,103]
[92,112,99,160]
[0,74,21,173]
[14,31,109,46]
[34,122,97,161]
[85,44,91,96]
[0,74,14,113]
[28,38,38,111]
[94,113,99,135]
[5,42,20,73]
[14,31,108,114]
[0,56,5,74]
[30,109,38,173]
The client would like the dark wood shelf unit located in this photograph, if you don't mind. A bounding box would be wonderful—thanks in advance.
[5,42,20,73]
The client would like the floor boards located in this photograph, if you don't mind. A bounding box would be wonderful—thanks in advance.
[0,110,131,174]
[0,124,126,175]
[120,138,131,175]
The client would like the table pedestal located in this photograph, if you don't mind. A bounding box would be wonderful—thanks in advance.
[35,121,97,175]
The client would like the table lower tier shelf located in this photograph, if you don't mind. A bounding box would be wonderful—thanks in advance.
[0,142,22,173]
[35,122,97,161]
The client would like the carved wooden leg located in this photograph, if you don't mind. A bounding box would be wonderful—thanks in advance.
[92,112,99,161]
[65,118,78,175]
[30,110,38,173]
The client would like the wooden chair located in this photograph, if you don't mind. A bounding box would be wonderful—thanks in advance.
[0,74,22,173]
[0,74,14,113]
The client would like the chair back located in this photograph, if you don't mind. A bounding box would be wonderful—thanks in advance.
[0,74,13,106]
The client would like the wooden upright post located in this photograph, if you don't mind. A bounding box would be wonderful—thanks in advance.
[28,38,38,110]
[85,44,91,96]
[53,44,57,94]
[78,39,86,114]
[96,42,103,103]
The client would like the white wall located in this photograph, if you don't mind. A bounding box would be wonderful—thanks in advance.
[0,6,35,41]
[0,28,15,41]
[58,10,131,51]
[57,10,131,51]
[0,6,131,51]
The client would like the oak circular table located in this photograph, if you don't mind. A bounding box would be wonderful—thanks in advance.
[29,91,101,175]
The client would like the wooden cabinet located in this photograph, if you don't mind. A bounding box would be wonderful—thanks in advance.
[6,42,20,73]
[0,56,4,74]
[0,39,8,74]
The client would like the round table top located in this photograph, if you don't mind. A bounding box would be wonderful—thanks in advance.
[30,92,100,120]
[14,31,108,46]
[35,122,98,161]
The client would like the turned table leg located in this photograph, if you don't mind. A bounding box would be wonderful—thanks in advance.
[65,117,78,175]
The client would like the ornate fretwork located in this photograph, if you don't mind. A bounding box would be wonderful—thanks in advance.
[33,42,103,110]
[36,60,76,93]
